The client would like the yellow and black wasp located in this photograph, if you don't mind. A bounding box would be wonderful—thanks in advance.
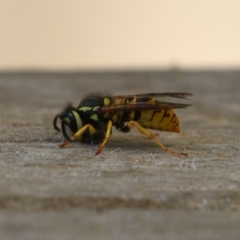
[53,92,192,157]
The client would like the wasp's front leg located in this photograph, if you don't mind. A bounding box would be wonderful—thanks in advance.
[95,120,113,155]
[60,124,97,148]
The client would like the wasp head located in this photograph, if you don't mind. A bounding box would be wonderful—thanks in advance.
[53,105,83,142]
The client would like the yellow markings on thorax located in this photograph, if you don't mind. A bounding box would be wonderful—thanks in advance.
[104,97,111,105]
[90,114,99,121]
[79,107,92,112]
[93,106,100,111]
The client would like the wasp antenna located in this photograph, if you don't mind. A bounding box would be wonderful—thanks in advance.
[53,114,61,132]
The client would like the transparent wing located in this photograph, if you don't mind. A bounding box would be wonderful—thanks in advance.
[98,101,191,113]
[113,92,193,100]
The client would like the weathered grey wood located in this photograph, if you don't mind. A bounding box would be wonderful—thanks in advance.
[0,71,240,240]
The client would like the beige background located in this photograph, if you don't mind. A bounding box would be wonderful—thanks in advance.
[1,0,240,70]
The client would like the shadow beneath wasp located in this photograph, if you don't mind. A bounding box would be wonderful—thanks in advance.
[107,137,159,151]
[46,131,184,153]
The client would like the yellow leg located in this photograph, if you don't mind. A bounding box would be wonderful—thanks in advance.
[127,121,187,157]
[59,124,97,148]
[95,120,113,155]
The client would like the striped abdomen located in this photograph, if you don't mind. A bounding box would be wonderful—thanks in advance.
[117,96,181,133]
[133,109,180,133]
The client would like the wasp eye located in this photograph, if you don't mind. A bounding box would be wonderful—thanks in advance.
[68,112,75,122]
[61,112,79,140]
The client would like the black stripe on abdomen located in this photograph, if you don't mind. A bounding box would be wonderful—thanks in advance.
[133,111,141,121]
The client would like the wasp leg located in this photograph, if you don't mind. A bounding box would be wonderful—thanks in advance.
[59,140,70,148]
[59,124,97,148]
[126,121,187,157]
[96,120,113,155]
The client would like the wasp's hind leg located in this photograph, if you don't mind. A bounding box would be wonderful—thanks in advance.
[60,124,97,148]
[95,120,113,155]
[126,121,187,157]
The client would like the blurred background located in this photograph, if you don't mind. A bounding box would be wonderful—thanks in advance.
[1,0,240,71]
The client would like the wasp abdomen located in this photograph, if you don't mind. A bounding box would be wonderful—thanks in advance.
[132,109,180,133]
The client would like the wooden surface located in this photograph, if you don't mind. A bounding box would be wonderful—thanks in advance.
[0,71,240,240]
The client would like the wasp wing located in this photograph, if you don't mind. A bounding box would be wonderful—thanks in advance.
[97,101,191,113]
[113,92,193,100]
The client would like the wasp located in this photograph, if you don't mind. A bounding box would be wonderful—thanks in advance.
[53,92,192,157]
